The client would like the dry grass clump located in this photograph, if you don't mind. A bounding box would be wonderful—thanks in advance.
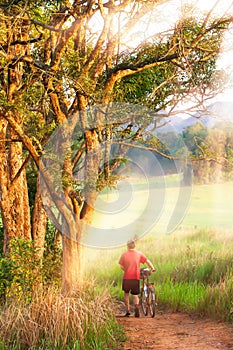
[0,285,121,349]
[198,275,233,321]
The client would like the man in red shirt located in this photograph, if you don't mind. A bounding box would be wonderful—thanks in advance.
[118,239,155,317]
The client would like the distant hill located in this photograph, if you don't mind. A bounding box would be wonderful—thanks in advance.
[156,101,233,134]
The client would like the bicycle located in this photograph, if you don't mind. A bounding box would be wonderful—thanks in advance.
[140,267,156,317]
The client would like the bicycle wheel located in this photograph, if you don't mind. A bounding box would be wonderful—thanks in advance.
[148,287,156,317]
[140,286,148,316]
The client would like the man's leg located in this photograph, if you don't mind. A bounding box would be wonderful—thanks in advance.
[124,292,130,315]
[133,294,140,317]
[132,294,139,306]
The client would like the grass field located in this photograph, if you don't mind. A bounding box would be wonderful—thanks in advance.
[90,179,233,245]
[182,182,233,229]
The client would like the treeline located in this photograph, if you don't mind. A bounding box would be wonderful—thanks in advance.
[183,121,233,183]
[152,121,233,184]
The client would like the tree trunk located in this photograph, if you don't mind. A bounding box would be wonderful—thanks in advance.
[32,174,48,259]
[0,117,31,254]
[62,233,84,295]
[0,12,32,254]
[55,126,100,293]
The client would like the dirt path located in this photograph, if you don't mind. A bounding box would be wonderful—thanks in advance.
[116,308,233,350]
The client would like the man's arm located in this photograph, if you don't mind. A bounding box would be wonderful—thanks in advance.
[146,259,155,272]
[118,254,125,270]
[119,263,125,271]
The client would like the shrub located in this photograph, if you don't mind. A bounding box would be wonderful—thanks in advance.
[0,236,63,303]
[0,238,42,303]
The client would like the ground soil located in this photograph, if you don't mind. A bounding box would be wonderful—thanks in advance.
[116,304,233,350]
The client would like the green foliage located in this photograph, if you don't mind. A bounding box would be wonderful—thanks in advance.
[0,238,42,303]
[0,231,63,303]
[1,0,231,257]
[182,123,233,183]
[42,245,62,287]
[41,220,62,286]
[112,15,224,109]
[182,123,208,155]
[157,280,206,312]
[150,131,187,157]
[113,62,177,110]
[0,258,15,301]
[26,163,38,212]
[198,274,233,321]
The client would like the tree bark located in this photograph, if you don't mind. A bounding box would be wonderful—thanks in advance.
[32,174,48,259]
[62,233,84,295]
[0,116,31,254]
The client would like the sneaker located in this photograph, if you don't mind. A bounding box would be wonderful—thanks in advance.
[134,305,140,318]
[124,312,130,317]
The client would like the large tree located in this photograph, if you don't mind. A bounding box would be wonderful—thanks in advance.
[0,0,232,292]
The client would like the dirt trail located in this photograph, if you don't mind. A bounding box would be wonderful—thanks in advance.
[116,308,233,350]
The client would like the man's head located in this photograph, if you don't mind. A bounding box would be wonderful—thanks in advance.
[127,239,135,250]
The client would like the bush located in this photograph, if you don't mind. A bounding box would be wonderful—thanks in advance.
[42,245,62,287]
[0,238,42,303]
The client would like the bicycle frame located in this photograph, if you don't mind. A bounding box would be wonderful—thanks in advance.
[140,268,156,317]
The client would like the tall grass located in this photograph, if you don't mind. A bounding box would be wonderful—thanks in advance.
[151,229,233,321]
[86,228,233,322]
[0,284,124,350]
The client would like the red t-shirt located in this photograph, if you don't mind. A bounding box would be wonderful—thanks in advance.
[119,249,147,280]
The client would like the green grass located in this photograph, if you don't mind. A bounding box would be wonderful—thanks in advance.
[180,182,233,229]
[93,180,233,238]
[156,280,207,312]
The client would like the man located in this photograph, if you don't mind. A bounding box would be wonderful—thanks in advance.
[118,239,155,317]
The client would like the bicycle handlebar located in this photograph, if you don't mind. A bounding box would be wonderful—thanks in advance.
[140,267,156,279]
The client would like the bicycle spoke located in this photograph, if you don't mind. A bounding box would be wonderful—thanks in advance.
[140,286,148,316]
[148,287,156,318]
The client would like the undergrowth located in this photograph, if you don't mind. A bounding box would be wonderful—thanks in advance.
[0,285,124,350]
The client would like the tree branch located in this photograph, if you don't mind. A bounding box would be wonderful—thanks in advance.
[0,138,22,142]
[31,19,65,33]
[9,34,43,46]
[111,141,175,160]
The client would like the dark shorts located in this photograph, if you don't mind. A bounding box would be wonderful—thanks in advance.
[122,279,140,295]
